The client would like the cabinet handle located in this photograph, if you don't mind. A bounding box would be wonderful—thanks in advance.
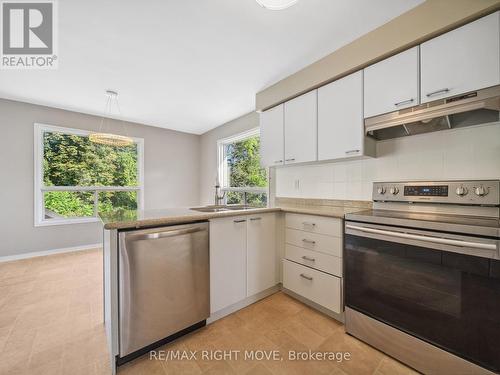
[233,219,246,223]
[426,88,450,98]
[285,158,295,162]
[302,239,316,244]
[301,255,316,262]
[274,160,283,164]
[302,222,316,226]
[394,98,414,107]
[345,150,360,155]
[250,217,261,221]
[300,273,313,281]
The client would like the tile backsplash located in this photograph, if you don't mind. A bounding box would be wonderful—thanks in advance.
[275,122,500,201]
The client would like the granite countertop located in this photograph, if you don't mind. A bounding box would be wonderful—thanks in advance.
[99,203,369,230]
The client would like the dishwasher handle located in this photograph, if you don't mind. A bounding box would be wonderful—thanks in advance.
[126,226,206,241]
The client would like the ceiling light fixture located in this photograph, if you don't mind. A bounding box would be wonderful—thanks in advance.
[89,90,134,147]
[255,0,299,10]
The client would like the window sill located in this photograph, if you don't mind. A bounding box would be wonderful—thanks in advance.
[35,217,100,227]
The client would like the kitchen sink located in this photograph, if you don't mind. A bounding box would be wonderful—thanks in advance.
[190,205,256,213]
[223,205,255,210]
[190,206,229,213]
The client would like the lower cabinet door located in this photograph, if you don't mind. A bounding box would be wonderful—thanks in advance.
[247,213,277,296]
[283,259,342,313]
[209,216,247,313]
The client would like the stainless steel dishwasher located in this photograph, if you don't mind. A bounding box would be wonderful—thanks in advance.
[118,222,209,360]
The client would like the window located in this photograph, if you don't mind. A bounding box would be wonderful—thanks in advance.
[217,127,267,207]
[34,123,144,226]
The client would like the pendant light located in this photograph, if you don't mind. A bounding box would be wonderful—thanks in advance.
[89,90,134,147]
[255,0,299,10]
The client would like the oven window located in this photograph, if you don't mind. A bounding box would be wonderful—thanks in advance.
[345,234,500,373]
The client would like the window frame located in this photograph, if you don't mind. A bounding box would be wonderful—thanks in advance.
[34,123,144,227]
[216,127,268,203]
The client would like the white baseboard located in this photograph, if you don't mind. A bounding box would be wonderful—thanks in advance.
[0,243,102,263]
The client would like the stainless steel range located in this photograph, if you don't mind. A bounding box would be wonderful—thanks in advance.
[344,180,500,374]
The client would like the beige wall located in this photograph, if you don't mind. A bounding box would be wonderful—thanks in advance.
[256,0,500,110]
[0,99,200,258]
[199,112,259,205]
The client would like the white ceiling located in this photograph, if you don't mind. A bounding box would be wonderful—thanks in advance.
[0,0,423,134]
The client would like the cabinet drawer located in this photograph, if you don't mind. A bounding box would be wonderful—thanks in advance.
[285,213,342,237]
[285,244,342,277]
[283,259,341,313]
[285,228,342,257]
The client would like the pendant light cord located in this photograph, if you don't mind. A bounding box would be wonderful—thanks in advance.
[96,92,130,139]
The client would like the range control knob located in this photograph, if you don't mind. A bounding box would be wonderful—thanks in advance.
[455,186,468,197]
[474,186,488,197]
[390,186,399,195]
[377,187,386,195]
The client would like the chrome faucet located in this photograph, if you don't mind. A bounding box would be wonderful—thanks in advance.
[214,182,226,205]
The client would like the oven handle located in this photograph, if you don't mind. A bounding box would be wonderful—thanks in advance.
[345,224,497,251]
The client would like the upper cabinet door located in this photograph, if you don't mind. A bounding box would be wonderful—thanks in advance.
[421,11,500,103]
[284,90,317,165]
[260,104,284,168]
[364,46,419,118]
[318,71,365,161]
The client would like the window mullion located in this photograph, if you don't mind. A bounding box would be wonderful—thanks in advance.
[93,190,98,217]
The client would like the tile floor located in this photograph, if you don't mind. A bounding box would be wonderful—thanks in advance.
[0,249,417,375]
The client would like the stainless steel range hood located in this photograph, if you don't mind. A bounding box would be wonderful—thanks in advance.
[365,85,500,140]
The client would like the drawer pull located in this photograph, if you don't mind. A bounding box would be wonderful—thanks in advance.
[274,160,283,164]
[394,98,414,107]
[300,273,313,281]
[426,88,450,97]
[301,256,315,262]
[234,219,246,223]
[302,239,316,244]
[250,217,262,221]
[302,222,316,226]
[285,158,295,162]
[345,149,360,155]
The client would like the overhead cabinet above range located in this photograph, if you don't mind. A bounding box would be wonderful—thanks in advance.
[420,11,500,104]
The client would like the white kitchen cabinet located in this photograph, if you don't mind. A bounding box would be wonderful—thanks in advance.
[209,216,247,313]
[420,11,500,103]
[318,71,374,161]
[283,213,344,315]
[260,104,284,167]
[364,46,420,118]
[210,213,277,314]
[247,213,276,296]
[283,259,341,314]
[285,213,342,237]
[284,90,317,164]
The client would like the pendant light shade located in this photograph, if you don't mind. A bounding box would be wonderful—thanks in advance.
[89,132,133,147]
[89,90,134,147]
[255,0,299,10]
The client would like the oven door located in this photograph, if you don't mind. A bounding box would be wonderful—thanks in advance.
[345,221,500,373]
